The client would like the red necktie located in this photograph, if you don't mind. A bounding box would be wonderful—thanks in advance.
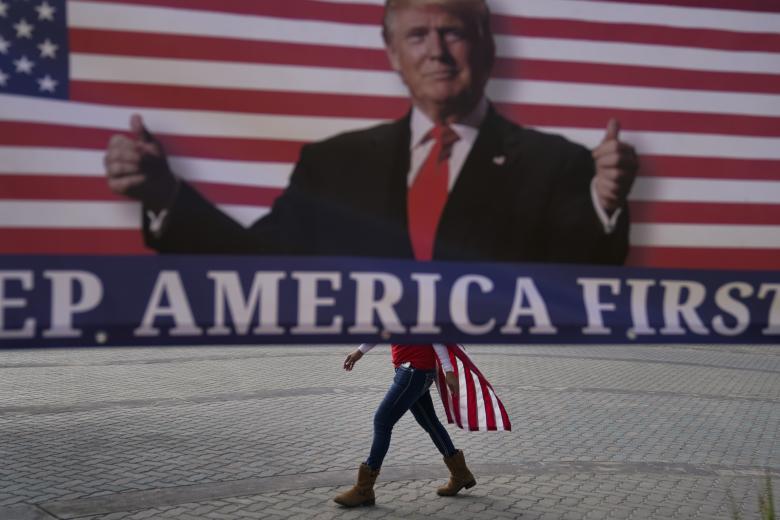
[408,125,459,261]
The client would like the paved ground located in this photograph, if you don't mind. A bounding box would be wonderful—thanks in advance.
[0,344,778,520]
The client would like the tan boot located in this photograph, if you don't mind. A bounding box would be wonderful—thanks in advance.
[437,450,476,496]
[333,463,380,507]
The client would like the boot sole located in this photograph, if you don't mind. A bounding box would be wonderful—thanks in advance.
[333,499,375,507]
[437,479,477,496]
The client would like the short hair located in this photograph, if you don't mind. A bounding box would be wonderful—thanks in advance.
[382,0,492,44]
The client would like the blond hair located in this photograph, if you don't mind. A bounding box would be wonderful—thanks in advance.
[382,0,492,43]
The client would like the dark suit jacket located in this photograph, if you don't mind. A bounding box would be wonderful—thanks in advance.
[144,107,629,264]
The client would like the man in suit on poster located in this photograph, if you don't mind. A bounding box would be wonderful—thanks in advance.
[104,0,638,265]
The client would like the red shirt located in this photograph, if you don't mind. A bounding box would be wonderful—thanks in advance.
[391,344,436,370]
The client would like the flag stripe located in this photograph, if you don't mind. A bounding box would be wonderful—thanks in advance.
[591,0,780,14]
[1,176,284,207]
[627,247,780,270]
[470,371,488,430]
[491,16,780,53]
[637,156,779,182]
[0,201,268,229]
[462,357,479,431]
[496,104,780,138]
[488,387,505,432]
[1,94,387,143]
[0,121,306,164]
[443,361,457,425]
[77,0,385,26]
[69,1,384,49]
[0,148,293,188]
[70,82,410,123]
[450,350,463,428]
[456,357,469,429]
[630,223,780,249]
[478,371,497,431]
[0,229,150,254]
[629,202,780,226]
[630,178,780,204]
[498,60,780,96]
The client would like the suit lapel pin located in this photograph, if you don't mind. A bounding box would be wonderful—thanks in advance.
[492,155,506,166]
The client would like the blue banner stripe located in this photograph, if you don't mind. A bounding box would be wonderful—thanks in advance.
[0,256,778,347]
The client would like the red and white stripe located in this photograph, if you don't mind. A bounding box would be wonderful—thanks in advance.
[435,344,511,432]
[1,0,778,270]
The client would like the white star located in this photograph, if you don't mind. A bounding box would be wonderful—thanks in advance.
[35,1,55,21]
[37,74,57,92]
[0,1,9,18]
[0,69,8,87]
[14,18,34,39]
[13,55,34,74]
[37,37,57,58]
[0,35,10,54]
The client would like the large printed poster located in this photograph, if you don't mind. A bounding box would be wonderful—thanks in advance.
[0,0,778,346]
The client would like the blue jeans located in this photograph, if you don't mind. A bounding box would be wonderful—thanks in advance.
[365,365,457,470]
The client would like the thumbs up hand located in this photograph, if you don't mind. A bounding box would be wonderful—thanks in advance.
[104,114,178,210]
[591,118,639,213]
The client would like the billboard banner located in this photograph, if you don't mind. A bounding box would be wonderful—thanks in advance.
[1,256,778,347]
[1,0,777,347]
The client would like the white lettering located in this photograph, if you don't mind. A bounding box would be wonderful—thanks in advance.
[348,272,405,335]
[660,280,709,335]
[627,279,656,336]
[207,271,285,335]
[758,284,780,335]
[450,275,495,335]
[290,271,343,334]
[500,277,557,334]
[712,282,752,336]
[578,278,620,335]
[42,271,103,338]
[0,271,35,339]
[410,273,441,334]
[134,271,203,337]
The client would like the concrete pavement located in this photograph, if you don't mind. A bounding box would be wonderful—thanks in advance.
[1,344,778,519]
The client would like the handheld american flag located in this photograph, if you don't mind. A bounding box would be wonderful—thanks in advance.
[436,344,511,432]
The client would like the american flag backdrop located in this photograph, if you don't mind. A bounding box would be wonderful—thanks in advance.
[0,0,778,270]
